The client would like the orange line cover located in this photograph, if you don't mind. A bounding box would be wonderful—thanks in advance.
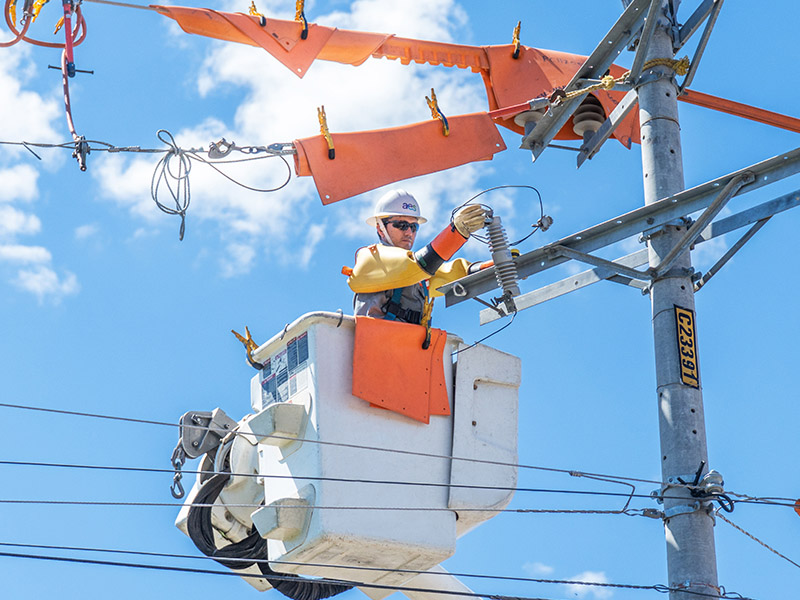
[294,112,506,204]
[352,316,449,424]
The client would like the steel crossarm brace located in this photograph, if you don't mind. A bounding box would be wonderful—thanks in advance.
[678,0,725,93]
[578,89,640,167]
[479,188,800,323]
[520,0,650,160]
[549,245,653,281]
[480,249,650,324]
[441,146,800,307]
[675,0,717,50]
[652,170,754,277]
[694,219,769,291]
[695,187,800,241]
[627,0,664,83]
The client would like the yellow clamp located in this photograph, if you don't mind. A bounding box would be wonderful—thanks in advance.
[231,326,262,368]
[31,0,48,22]
[295,0,308,39]
[420,297,434,350]
[511,20,521,59]
[53,14,64,34]
[425,88,450,137]
[318,105,335,160]
[9,0,16,26]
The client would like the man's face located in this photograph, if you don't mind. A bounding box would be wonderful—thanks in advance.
[382,216,419,250]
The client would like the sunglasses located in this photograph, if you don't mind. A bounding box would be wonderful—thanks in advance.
[385,220,419,232]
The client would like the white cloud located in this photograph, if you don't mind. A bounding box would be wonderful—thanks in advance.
[94,0,494,274]
[13,266,79,304]
[0,46,62,165]
[75,224,99,240]
[0,164,40,202]
[0,244,51,264]
[299,222,327,268]
[220,242,257,278]
[564,571,613,600]
[522,561,554,576]
[0,206,41,238]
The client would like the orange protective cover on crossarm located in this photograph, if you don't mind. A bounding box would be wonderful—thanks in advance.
[352,317,449,424]
[294,113,506,204]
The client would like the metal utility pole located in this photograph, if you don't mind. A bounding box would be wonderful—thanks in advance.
[638,3,718,598]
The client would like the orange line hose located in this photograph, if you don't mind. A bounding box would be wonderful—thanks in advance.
[3,0,87,48]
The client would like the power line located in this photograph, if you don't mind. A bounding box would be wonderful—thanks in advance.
[0,546,753,600]
[717,513,800,570]
[0,401,669,488]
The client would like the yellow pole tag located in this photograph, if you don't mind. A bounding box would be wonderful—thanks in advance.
[674,305,700,389]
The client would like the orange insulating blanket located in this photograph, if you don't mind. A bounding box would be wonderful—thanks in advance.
[152,5,638,145]
[352,316,449,425]
[294,113,506,204]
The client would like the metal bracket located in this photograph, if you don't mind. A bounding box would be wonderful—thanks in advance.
[627,0,664,83]
[549,245,653,281]
[651,171,755,278]
[695,217,770,291]
[478,187,800,324]
[664,500,703,519]
[521,0,650,160]
[678,0,725,94]
[178,408,238,459]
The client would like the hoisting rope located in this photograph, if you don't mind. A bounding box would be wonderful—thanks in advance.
[511,20,521,59]
[294,0,307,39]
[425,87,449,137]
[557,56,691,104]
[317,105,335,159]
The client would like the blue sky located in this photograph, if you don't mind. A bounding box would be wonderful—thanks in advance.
[1,0,798,598]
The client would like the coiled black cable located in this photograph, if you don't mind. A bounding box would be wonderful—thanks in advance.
[186,472,352,600]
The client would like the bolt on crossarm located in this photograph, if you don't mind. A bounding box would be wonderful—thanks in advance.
[637,3,719,599]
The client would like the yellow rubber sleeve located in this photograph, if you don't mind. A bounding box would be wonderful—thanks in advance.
[428,258,470,298]
[347,244,430,293]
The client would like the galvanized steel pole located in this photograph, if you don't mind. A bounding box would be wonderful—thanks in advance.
[637,3,719,599]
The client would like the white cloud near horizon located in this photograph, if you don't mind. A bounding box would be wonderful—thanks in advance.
[92,0,503,274]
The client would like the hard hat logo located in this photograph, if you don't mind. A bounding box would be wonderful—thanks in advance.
[366,189,428,226]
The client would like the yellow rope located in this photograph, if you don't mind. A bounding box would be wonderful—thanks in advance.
[248,1,263,18]
[294,0,304,21]
[557,56,690,104]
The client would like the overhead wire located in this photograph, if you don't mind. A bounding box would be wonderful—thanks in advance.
[0,546,754,600]
[716,512,800,570]
[0,131,294,240]
[0,401,672,488]
[2,401,797,515]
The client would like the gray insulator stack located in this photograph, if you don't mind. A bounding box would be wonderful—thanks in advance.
[486,216,520,299]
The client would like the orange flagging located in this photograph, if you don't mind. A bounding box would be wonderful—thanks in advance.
[294,112,506,204]
[352,316,449,424]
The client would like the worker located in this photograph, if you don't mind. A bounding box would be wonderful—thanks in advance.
[346,189,487,323]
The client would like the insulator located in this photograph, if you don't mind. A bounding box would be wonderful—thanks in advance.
[572,94,606,138]
[486,216,520,300]
[700,470,725,496]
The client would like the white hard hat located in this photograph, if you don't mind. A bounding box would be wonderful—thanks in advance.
[366,189,427,227]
